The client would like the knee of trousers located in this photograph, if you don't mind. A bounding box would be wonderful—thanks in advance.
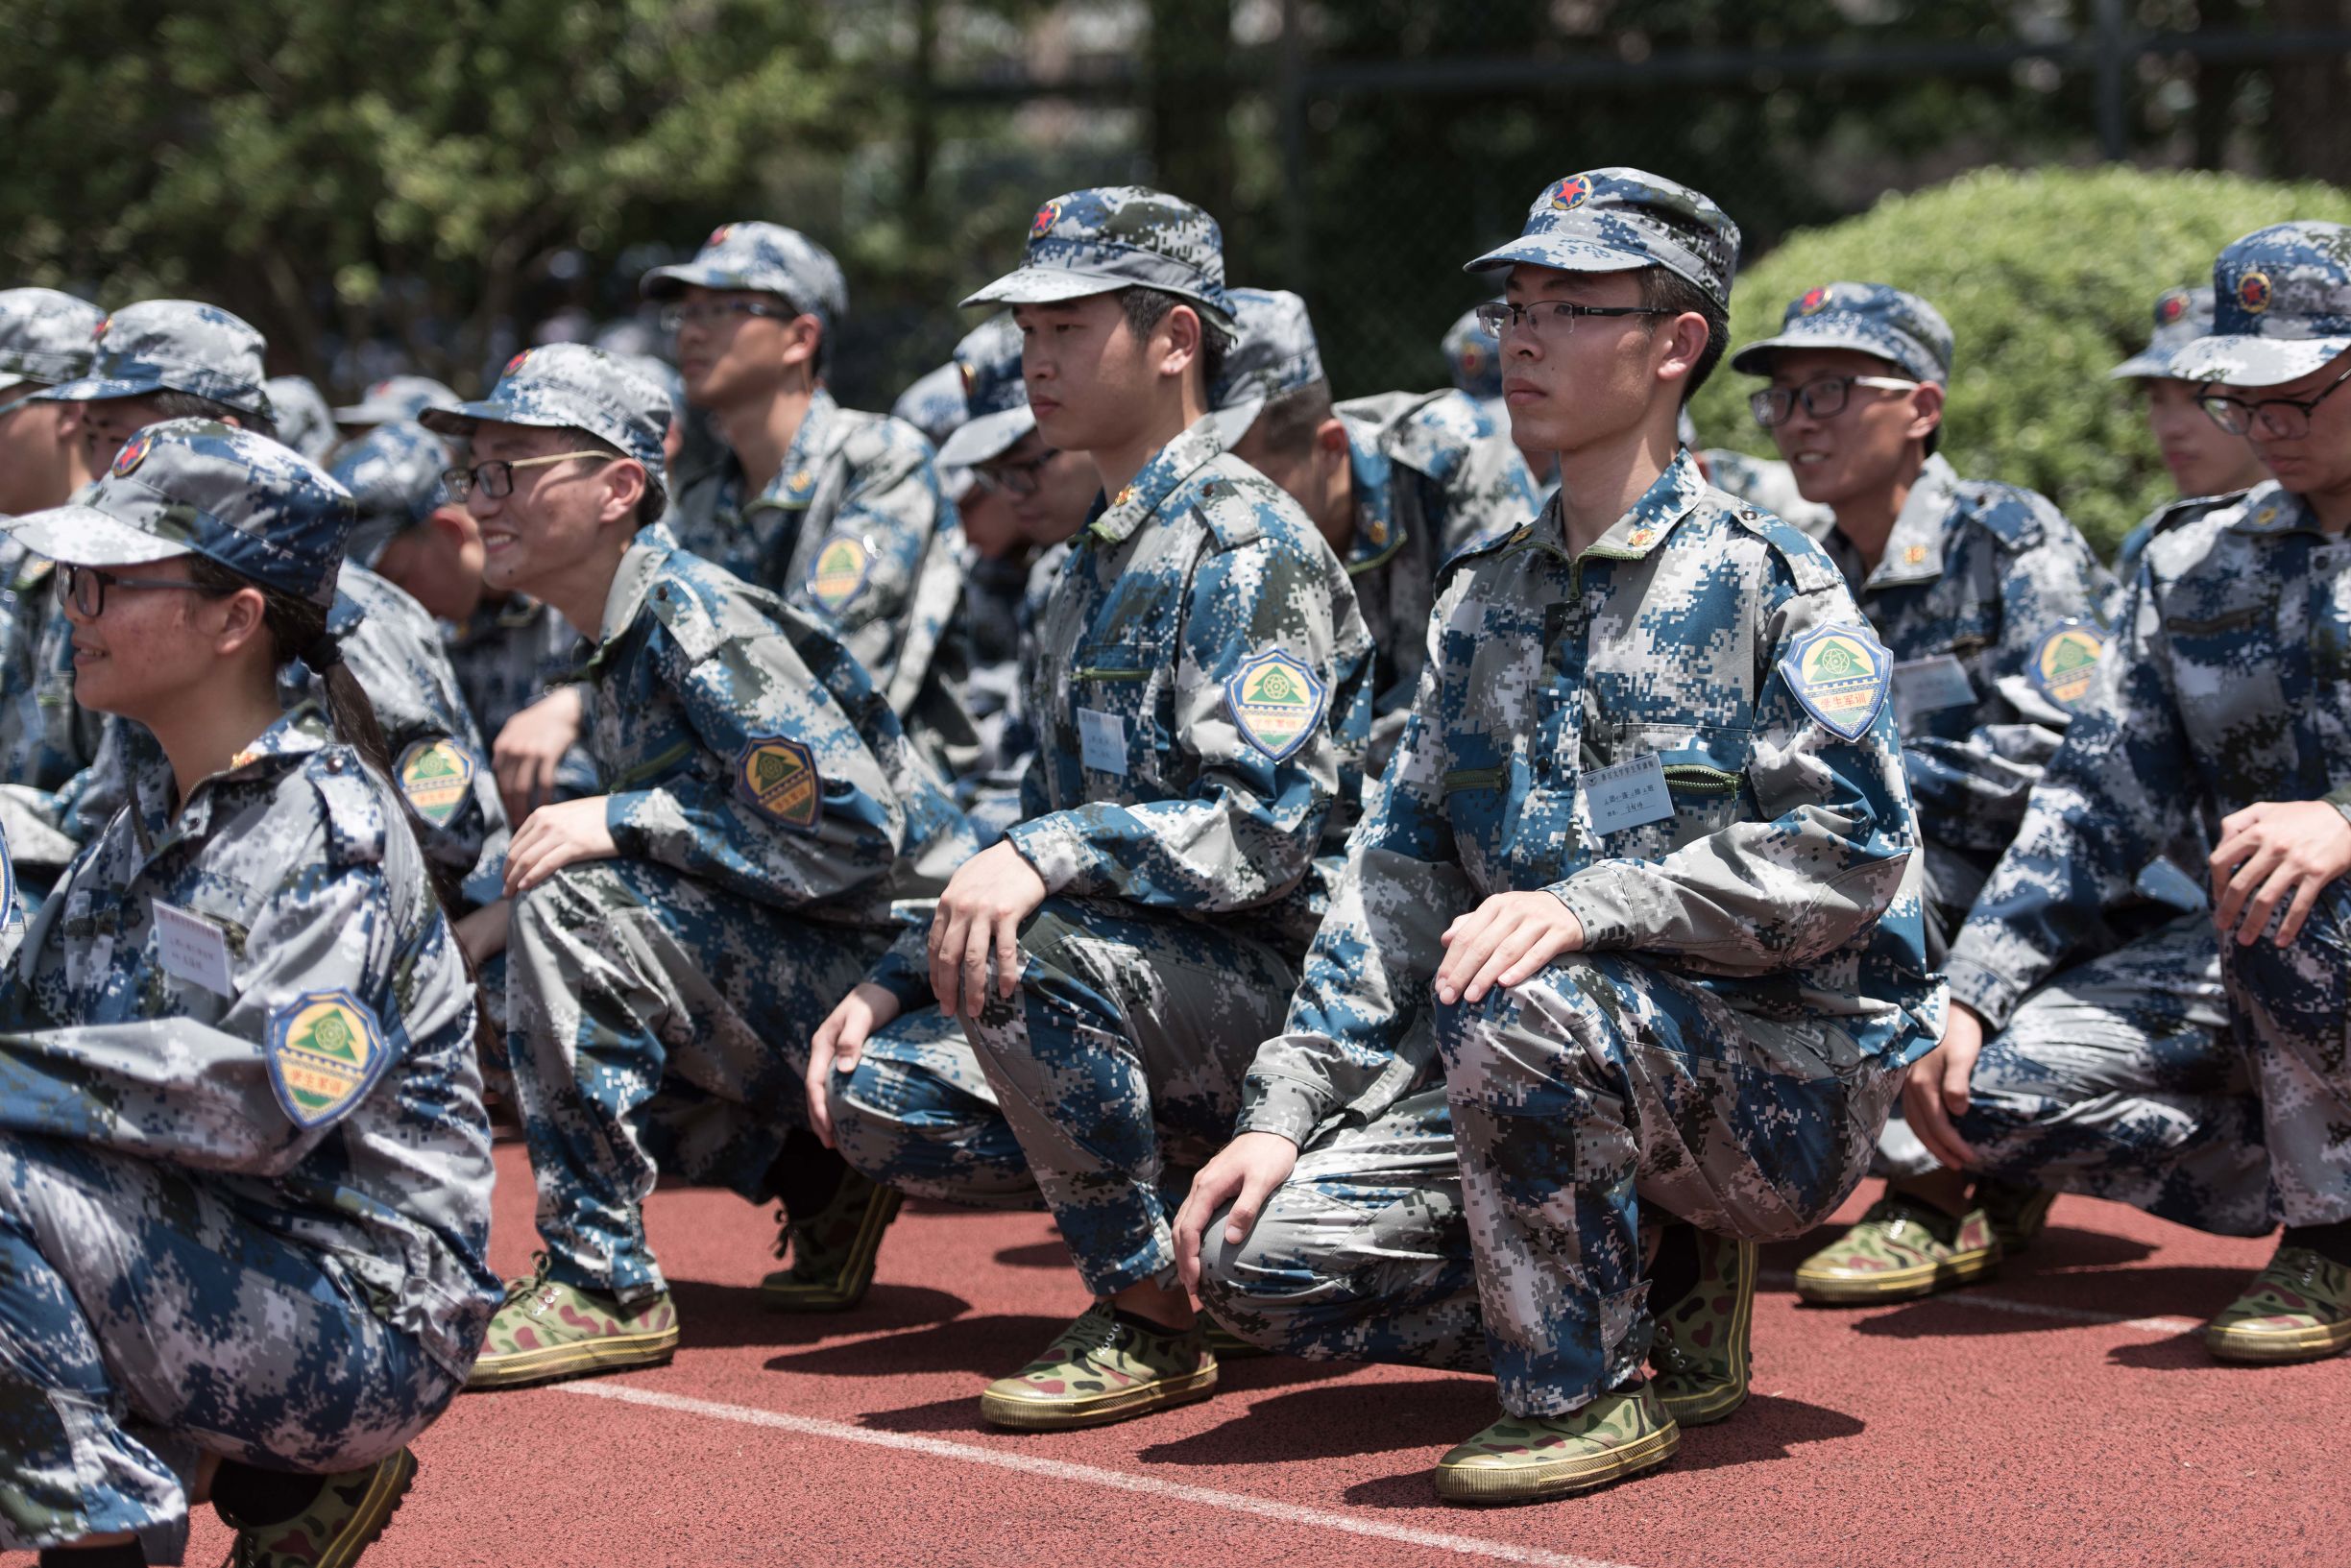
[963,898,1121,1053]
[1431,955,1621,1093]
[508,864,620,981]
[2220,882,2350,1007]
[827,1051,973,1164]
[1194,1196,1347,1342]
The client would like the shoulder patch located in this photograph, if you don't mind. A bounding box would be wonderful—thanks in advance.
[734,736,821,830]
[2028,619,2106,713]
[1779,622,1893,740]
[1725,503,1843,595]
[266,988,392,1129]
[807,534,873,613]
[1957,483,2055,552]
[1224,649,1328,761]
[396,737,476,828]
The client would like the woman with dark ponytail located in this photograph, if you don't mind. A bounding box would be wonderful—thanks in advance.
[0,420,495,1568]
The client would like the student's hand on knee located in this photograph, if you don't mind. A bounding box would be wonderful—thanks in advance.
[1434,891,1586,1005]
[455,899,513,964]
[1903,1003,1985,1171]
[807,982,902,1146]
[927,840,1047,1019]
[494,687,586,824]
[1173,1131,1300,1291]
[502,797,618,896]
[2209,800,2351,949]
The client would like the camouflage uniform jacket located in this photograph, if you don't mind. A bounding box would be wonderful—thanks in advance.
[1335,389,1541,766]
[445,592,596,799]
[0,542,98,796]
[1240,450,1941,1144]
[583,524,975,929]
[1948,482,2351,1027]
[0,706,497,1376]
[1824,454,2115,900]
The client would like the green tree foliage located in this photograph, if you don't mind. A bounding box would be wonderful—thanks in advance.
[1688,166,2351,560]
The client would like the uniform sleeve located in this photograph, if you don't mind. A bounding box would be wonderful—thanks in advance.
[1903,510,2117,856]
[793,428,950,688]
[1946,567,2190,1027]
[1004,535,1345,915]
[336,594,508,884]
[604,626,908,909]
[1549,585,1919,973]
[1438,433,1543,558]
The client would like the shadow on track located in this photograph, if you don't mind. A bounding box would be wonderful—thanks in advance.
[1135,1373,1492,1465]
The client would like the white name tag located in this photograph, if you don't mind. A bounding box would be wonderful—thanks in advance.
[152,899,235,998]
[1892,655,1976,722]
[1584,752,1674,834]
[1078,708,1127,776]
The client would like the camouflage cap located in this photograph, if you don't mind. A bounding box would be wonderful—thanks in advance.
[1442,303,1504,402]
[1209,288,1327,447]
[1729,282,1954,384]
[1,419,353,607]
[935,314,1035,470]
[35,300,274,419]
[265,375,339,461]
[1465,169,1740,309]
[961,186,1234,325]
[2109,286,2218,381]
[331,374,462,427]
[893,361,970,450]
[420,344,670,487]
[640,221,849,326]
[330,420,451,566]
[2171,223,2351,388]
[0,288,104,394]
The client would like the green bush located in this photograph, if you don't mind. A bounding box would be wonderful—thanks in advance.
[1687,166,2351,560]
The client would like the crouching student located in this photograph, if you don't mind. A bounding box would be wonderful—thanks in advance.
[0,421,494,1567]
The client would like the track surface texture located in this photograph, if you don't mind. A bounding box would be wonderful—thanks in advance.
[19,1143,2345,1567]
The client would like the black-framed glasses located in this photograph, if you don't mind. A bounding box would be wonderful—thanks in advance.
[54,564,207,618]
[1473,301,1670,342]
[1749,374,1922,429]
[2197,361,2351,438]
[974,446,1062,497]
[658,301,795,333]
[441,450,612,500]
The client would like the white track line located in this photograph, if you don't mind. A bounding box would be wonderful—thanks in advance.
[556,1382,1640,1568]
[1757,1269,2200,1334]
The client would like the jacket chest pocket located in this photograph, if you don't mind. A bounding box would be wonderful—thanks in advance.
[2163,599,2287,758]
[1068,642,1163,792]
[1579,722,1755,863]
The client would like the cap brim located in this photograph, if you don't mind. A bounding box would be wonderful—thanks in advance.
[1208,396,1266,450]
[2107,348,2181,381]
[419,399,567,438]
[1729,328,1923,379]
[2,504,193,569]
[2170,333,2351,388]
[960,264,1146,310]
[1463,234,1655,277]
[30,374,159,404]
[0,373,26,395]
[641,262,798,303]
[935,405,1035,469]
[330,399,404,424]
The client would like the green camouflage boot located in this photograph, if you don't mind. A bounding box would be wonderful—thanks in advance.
[1649,1227,1756,1426]
[2205,1245,2351,1364]
[1977,1178,2058,1256]
[1793,1194,2000,1304]
[218,1446,416,1568]
[979,1302,1217,1430]
[466,1253,679,1389]
[761,1170,904,1313]
[1432,1384,1680,1504]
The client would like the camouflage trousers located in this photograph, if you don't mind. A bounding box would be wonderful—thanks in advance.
[2220,881,2351,1225]
[1201,954,1903,1417]
[508,857,886,1301]
[827,1001,1043,1212]
[0,1134,456,1563]
[1940,911,2274,1235]
[839,897,1297,1297]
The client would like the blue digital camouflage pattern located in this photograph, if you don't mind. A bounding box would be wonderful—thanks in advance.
[331,419,452,566]
[331,374,462,427]
[1730,281,1955,385]
[935,314,1031,470]
[893,360,970,449]
[506,525,975,1298]
[423,343,671,479]
[2174,221,2351,388]
[2110,285,2218,381]
[36,300,273,420]
[446,594,597,804]
[264,374,339,461]
[1442,304,1505,403]
[1208,287,1326,447]
[1702,447,1835,535]
[1465,168,1740,307]
[0,287,103,393]
[0,706,493,1560]
[641,221,850,327]
[1948,482,2351,1224]
[962,186,1235,323]
[1207,451,1938,1414]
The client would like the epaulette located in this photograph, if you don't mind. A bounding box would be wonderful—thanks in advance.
[1953,480,2056,552]
[1436,516,1528,589]
[1384,391,1482,483]
[1721,496,1843,595]
[303,746,388,868]
[2145,487,2249,539]
[1188,461,1276,551]
[643,563,731,664]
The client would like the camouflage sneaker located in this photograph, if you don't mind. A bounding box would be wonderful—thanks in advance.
[1977,1179,2058,1256]
[1793,1194,2000,1305]
[218,1446,416,1567]
[1649,1228,1756,1427]
[1201,1315,1272,1362]
[979,1302,1217,1430]
[1432,1384,1680,1505]
[760,1170,904,1313]
[2205,1245,2351,1364]
[465,1253,680,1389]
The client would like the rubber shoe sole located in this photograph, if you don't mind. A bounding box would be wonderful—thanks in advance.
[1794,1242,2000,1305]
[1432,1421,1679,1505]
[464,1323,681,1390]
[979,1362,1219,1431]
[2204,1315,2351,1364]
[316,1447,417,1568]
[762,1187,904,1314]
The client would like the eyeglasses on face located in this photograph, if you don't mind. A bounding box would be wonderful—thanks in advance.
[974,446,1062,496]
[2197,361,2351,439]
[1472,300,1670,342]
[441,450,613,500]
[54,563,206,617]
[659,300,795,333]
[1749,374,1922,428]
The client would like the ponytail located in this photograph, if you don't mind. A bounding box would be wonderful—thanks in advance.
[298,631,396,781]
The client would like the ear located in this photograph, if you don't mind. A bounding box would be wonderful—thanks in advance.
[1907,382,1947,444]
[1655,311,1711,391]
[1314,418,1348,456]
[425,505,480,553]
[53,400,89,439]
[1156,303,1204,381]
[598,458,649,527]
[778,315,826,374]
[210,584,271,660]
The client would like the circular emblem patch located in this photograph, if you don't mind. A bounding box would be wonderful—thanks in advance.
[503,349,532,377]
[735,736,820,830]
[2155,288,2190,326]
[807,535,872,613]
[1224,649,1328,761]
[112,428,158,477]
[1456,339,1485,377]
[1798,286,1832,317]
[708,223,735,248]
[2029,620,2106,713]
[265,989,390,1129]
[2239,271,2273,314]
[1030,201,1064,238]
[92,316,109,344]
[1548,176,1592,212]
[396,737,476,828]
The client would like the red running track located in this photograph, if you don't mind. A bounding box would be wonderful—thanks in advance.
[18,1144,2347,1567]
